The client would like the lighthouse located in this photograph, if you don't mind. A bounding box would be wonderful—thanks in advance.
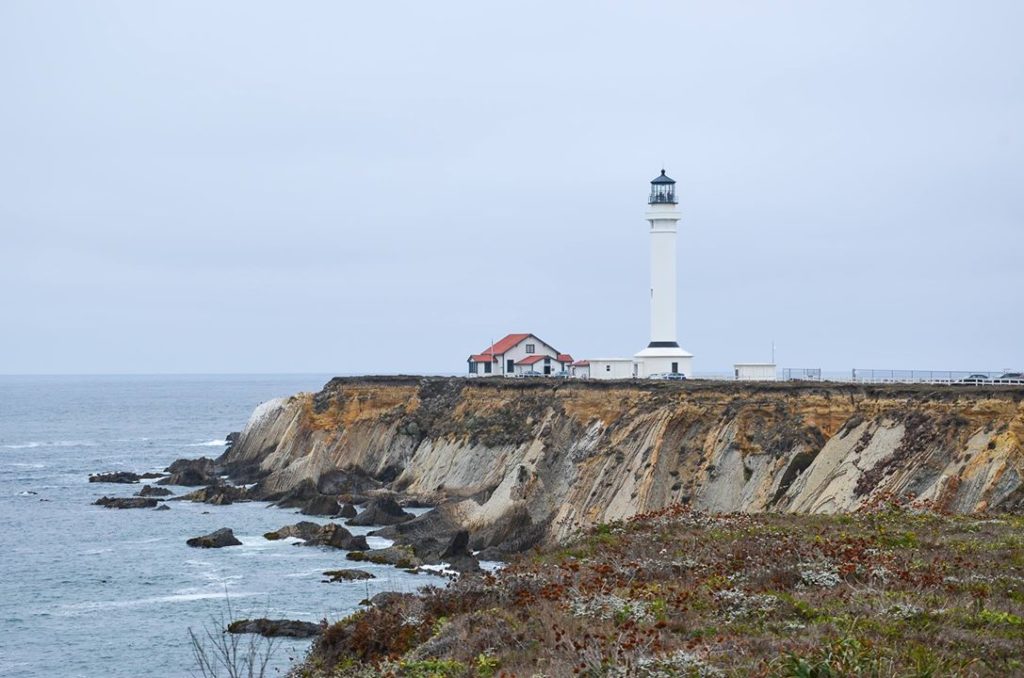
[634,169,694,377]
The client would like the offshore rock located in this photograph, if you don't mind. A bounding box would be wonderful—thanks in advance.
[338,503,358,519]
[300,494,340,516]
[323,569,375,582]
[186,528,242,548]
[89,471,144,484]
[227,618,321,638]
[158,458,219,486]
[346,496,413,527]
[136,485,173,497]
[94,496,158,509]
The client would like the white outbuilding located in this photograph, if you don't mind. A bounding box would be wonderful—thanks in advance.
[734,363,777,381]
[588,359,636,380]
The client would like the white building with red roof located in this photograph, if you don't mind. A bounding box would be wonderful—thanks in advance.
[467,333,573,377]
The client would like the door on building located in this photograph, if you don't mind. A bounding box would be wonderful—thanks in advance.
[671,362,678,374]
[544,366,551,375]
[507,359,514,374]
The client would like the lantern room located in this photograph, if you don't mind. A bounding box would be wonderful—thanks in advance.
[649,169,677,204]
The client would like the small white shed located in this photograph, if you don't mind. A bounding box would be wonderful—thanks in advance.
[734,363,777,381]
[589,359,636,380]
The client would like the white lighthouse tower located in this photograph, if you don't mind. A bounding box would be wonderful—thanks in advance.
[634,169,694,377]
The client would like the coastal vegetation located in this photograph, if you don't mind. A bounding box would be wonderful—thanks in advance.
[294,501,1024,677]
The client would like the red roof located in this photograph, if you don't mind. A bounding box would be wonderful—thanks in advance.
[467,333,532,362]
[516,354,546,365]
[571,360,590,367]
[557,354,573,363]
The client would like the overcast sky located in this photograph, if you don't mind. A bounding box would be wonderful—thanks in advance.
[1,1,1021,375]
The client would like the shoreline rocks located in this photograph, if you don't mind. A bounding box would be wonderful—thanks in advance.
[300,494,341,517]
[174,484,248,505]
[186,528,242,548]
[264,522,369,551]
[158,457,218,486]
[346,496,413,527]
[347,546,420,570]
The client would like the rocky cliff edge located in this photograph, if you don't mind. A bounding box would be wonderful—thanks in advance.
[218,376,1024,554]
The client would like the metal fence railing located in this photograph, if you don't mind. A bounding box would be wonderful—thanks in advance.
[849,369,1024,385]
[782,368,822,381]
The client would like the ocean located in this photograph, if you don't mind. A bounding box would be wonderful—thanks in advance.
[0,375,432,677]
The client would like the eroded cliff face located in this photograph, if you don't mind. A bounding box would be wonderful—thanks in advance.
[221,377,1024,549]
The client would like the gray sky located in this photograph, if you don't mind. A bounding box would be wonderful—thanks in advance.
[1,1,1021,375]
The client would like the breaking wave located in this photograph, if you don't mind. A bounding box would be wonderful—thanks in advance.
[1,440,98,450]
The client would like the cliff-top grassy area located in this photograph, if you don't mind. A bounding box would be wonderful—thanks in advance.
[294,502,1024,678]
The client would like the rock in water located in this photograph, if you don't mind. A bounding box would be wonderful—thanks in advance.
[94,496,158,509]
[439,530,481,574]
[301,494,340,516]
[264,521,323,541]
[338,503,357,519]
[174,484,248,505]
[314,524,369,550]
[322,569,375,582]
[136,485,173,497]
[154,504,171,511]
[89,471,142,484]
[346,546,420,569]
[263,522,368,550]
[158,457,218,486]
[186,528,242,548]
[227,618,321,638]
[346,496,414,527]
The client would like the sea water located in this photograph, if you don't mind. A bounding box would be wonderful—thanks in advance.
[0,375,433,677]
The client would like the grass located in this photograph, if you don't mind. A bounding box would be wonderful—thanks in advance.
[292,504,1024,677]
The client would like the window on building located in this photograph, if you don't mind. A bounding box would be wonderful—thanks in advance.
[484,362,492,374]
[671,362,678,374]
[525,344,535,354]
[507,359,514,373]
[606,365,611,372]
[544,357,550,364]
[469,362,478,374]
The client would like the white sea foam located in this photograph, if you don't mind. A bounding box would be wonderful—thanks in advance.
[185,439,228,447]
[366,536,394,550]
[59,590,264,615]
[2,440,98,449]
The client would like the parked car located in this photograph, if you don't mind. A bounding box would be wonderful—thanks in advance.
[649,373,686,381]
[551,371,570,379]
[994,372,1024,383]
[957,374,990,384]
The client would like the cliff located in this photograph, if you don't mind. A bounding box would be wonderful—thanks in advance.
[221,377,1024,551]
